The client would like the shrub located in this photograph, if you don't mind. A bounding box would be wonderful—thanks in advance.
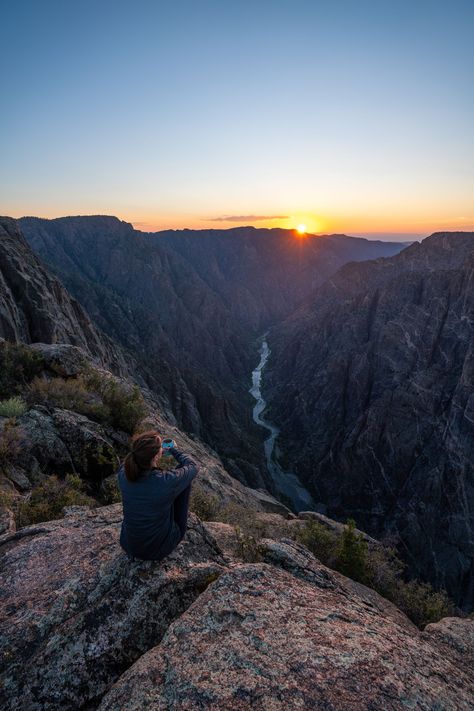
[28,375,107,418]
[0,341,44,397]
[100,475,122,505]
[394,579,454,627]
[218,501,265,539]
[294,519,339,567]
[94,378,145,433]
[234,526,264,563]
[17,474,96,527]
[28,371,146,434]
[292,516,455,627]
[0,486,15,509]
[0,396,28,418]
[0,420,28,467]
[83,370,146,433]
[336,518,369,583]
[190,486,220,521]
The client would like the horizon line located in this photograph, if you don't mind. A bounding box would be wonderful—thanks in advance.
[7,212,474,242]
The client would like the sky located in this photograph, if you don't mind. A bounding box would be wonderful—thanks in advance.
[1,0,473,240]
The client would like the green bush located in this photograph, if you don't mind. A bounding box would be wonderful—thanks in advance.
[0,486,15,509]
[17,474,96,527]
[292,517,454,627]
[0,342,44,398]
[218,501,265,539]
[234,526,264,563]
[295,519,339,567]
[0,396,28,418]
[99,475,122,505]
[190,486,220,521]
[28,375,107,419]
[337,518,369,583]
[394,579,454,627]
[83,370,146,433]
[0,420,28,468]
[106,383,145,433]
[28,370,146,434]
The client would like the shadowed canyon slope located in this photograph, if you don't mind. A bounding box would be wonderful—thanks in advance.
[0,218,128,376]
[266,232,474,608]
[0,216,290,531]
[19,216,405,487]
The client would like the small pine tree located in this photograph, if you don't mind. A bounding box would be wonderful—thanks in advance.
[336,518,369,583]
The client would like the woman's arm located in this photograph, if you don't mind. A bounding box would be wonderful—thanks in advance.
[159,448,199,497]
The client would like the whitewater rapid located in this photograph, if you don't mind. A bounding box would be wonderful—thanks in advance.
[249,336,314,512]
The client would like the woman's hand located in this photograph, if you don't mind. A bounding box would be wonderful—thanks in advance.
[162,437,177,452]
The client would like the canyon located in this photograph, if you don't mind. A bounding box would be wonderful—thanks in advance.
[1,215,473,708]
[19,215,404,489]
[266,232,474,608]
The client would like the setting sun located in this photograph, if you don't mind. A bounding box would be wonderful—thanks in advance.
[296,224,307,234]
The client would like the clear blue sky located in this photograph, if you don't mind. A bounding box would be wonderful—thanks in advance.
[1,0,473,238]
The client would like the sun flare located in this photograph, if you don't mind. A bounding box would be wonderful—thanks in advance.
[296,223,307,234]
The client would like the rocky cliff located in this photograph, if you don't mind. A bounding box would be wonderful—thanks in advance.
[0,218,288,532]
[266,232,474,609]
[1,216,473,708]
[19,216,405,487]
[0,217,128,375]
[0,338,288,538]
[1,505,473,710]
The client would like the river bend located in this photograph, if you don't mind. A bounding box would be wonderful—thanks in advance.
[249,336,314,511]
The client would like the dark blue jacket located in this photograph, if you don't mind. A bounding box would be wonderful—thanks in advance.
[118,448,199,561]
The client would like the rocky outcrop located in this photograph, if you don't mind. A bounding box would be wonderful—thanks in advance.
[0,507,226,710]
[100,561,474,710]
[2,504,471,711]
[0,218,128,375]
[267,233,474,609]
[0,338,289,540]
[19,215,405,487]
[0,371,287,534]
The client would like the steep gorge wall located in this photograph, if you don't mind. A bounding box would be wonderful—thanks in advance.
[267,233,474,608]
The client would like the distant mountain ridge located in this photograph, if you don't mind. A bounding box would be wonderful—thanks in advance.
[266,231,474,608]
[19,215,405,487]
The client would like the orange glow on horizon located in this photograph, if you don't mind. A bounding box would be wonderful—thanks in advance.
[121,211,474,237]
[7,205,473,239]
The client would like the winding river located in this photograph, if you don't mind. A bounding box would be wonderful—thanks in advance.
[249,336,314,512]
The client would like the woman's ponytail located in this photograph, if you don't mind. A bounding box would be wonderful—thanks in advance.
[124,431,162,482]
[124,452,140,482]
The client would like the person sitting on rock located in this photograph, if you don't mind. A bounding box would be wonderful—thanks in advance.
[117,431,199,561]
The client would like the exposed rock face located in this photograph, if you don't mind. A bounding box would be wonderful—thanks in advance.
[101,564,473,711]
[2,506,473,711]
[0,507,226,711]
[267,233,474,609]
[0,218,127,375]
[0,340,288,526]
[147,226,408,330]
[18,406,118,481]
[19,215,405,487]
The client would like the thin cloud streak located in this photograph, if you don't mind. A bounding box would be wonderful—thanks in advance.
[207,215,288,222]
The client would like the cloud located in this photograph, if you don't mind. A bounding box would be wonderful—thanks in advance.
[207,214,288,222]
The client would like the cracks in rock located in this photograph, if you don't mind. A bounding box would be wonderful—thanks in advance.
[0,525,52,552]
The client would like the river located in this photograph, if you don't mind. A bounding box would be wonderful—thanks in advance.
[249,335,314,512]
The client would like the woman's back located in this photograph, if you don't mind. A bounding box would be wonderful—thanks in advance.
[118,445,199,561]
